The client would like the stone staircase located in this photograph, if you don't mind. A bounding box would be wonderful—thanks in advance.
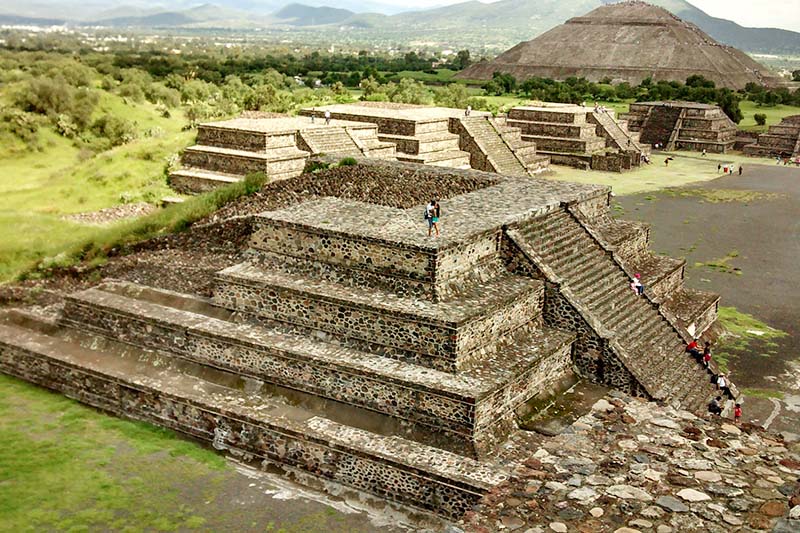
[507,207,727,413]
[457,117,529,176]
[590,111,646,156]
[639,106,683,147]
[298,127,362,157]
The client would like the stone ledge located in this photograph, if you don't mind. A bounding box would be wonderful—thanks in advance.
[0,322,507,517]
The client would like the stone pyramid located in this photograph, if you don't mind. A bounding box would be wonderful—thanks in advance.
[457,1,781,90]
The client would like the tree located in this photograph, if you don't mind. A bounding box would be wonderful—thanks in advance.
[716,90,743,124]
[387,78,432,105]
[754,113,767,126]
[491,71,517,94]
[434,84,469,108]
[453,50,471,70]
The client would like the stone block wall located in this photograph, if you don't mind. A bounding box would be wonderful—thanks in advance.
[508,109,585,124]
[212,269,545,373]
[591,152,632,172]
[0,344,493,518]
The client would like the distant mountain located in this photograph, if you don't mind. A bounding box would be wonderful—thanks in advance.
[274,3,353,26]
[0,0,798,56]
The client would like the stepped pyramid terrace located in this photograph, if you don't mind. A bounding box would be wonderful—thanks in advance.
[619,101,739,153]
[743,115,800,159]
[0,158,739,518]
[456,1,782,90]
[170,104,553,195]
[506,103,649,170]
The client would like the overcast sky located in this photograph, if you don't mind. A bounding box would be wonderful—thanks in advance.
[386,0,800,33]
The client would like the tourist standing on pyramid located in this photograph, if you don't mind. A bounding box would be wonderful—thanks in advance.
[426,198,440,238]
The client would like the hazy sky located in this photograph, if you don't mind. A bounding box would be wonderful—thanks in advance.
[386,0,800,33]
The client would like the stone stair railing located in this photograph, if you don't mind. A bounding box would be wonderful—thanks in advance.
[344,127,370,156]
[665,109,687,151]
[564,204,740,402]
[592,111,644,154]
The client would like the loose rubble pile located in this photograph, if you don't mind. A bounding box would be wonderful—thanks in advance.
[63,202,157,225]
[461,392,800,533]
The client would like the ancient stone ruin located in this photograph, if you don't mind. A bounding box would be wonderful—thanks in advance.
[743,115,800,159]
[169,116,396,194]
[169,103,554,194]
[620,101,739,153]
[456,1,782,90]
[506,103,648,170]
[0,159,736,519]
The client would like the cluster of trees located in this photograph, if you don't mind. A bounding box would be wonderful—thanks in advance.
[358,77,495,112]
[487,72,800,123]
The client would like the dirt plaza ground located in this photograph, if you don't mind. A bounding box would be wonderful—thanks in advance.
[616,162,800,438]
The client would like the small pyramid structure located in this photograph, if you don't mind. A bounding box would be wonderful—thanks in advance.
[457,1,781,90]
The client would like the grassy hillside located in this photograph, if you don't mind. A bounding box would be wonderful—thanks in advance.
[0,87,193,282]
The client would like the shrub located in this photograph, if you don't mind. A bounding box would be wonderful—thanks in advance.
[754,113,767,126]
[338,157,358,167]
[91,115,137,147]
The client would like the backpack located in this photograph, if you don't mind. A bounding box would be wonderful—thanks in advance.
[423,208,429,220]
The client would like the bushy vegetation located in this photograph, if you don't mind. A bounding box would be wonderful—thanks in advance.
[23,173,268,280]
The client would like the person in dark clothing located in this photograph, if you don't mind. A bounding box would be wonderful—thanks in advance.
[686,338,701,361]
[738,165,743,175]
[708,396,723,416]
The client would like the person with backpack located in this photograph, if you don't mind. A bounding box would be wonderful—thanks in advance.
[425,198,440,238]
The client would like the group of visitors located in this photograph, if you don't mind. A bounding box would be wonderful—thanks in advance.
[686,338,740,421]
[309,109,332,124]
[717,163,743,175]
[593,102,610,114]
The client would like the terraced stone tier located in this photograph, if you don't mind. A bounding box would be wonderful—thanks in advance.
[378,132,461,155]
[507,120,598,140]
[213,262,545,372]
[59,281,573,455]
[395,150,471,168]
[168,169,242,195]
[249,199,505,298]
[0,315,508,518]
[526,136,607,154]
[662,287,720,339]
[508,106,588,124]
[181,145,308,177]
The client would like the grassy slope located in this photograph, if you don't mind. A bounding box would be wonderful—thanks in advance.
[0,92,193,282]
[0,374,226,532]
[738,101,800,131]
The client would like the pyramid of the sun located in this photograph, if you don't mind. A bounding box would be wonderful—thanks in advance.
[457,1,780,90]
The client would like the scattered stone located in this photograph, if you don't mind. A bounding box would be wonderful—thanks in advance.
[720,424,741,435]
[590,507,604,518]
[773,518,799,533]
[629,519,652,528]
[614,528,641,533]
[568,487,599,503]
[501,515,525,530]
[650,418,681,430]
[722,513,743,526]
[760,500,787,517]
[655,496,690,513]
[677,489,711,502]
[558,507,584,521]
[641,505,664,519]
[656,526,672,533]
[549,522,567,532]
[592,399,615,412]
[694,471,722,483]
[606,485,653,502]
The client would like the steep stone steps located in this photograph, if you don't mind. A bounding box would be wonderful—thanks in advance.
[459,117,529,176]
[213,261,544,372]
[0,314,507,517]
[509,208,720,410]
[299,128,362,156]
[58,281,571,455]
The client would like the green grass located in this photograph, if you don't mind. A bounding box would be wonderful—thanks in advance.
[384,69,457,84]
[546,150,777,196]
[741,388,785,400]
[0,374,226,532]
[714,306,788,373]
[738,101,800,132]
[694,250,742,276]
[20,172,267,281]
[0,92,198,282]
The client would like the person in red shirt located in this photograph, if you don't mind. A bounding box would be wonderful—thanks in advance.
[702,342,712,368]
[686,338,701,362]
[734,403,742,424]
